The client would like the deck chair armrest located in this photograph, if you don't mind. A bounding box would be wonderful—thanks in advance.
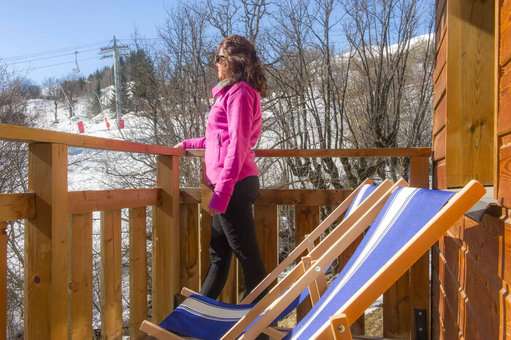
[181,287,199,297]
[140,320,185,340]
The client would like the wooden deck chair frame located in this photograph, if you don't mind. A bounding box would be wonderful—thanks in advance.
[235,180,485,340]
[140,179,404,339]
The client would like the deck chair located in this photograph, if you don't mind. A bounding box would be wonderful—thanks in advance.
[140,179,398,339]
[233,180,485,340]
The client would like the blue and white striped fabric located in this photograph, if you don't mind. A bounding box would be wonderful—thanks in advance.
[286,187,454,339]
[344,183,378,218]
[159,290,308,339]
[159,294,253,340]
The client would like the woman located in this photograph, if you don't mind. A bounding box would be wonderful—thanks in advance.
[176,35,267,300]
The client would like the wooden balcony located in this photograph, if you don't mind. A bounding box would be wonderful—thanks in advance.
[0,124,432,339]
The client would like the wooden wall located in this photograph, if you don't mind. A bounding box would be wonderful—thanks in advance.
[433,0,511,339]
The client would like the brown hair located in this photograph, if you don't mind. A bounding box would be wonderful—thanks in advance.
[218,35,267,96]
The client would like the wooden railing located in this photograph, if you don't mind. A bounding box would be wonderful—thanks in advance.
[0,123,431,339]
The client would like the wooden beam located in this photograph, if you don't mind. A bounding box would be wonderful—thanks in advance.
[186,148,432,158]
[68,188,160,213]
[0,193,35,221]
[0,123,182,156]
[129,207,148,340]
[0,223,6,340]
[100,210,122,339]
[70,213,93,340]
[152,156,180,322]
[25,143,70,340]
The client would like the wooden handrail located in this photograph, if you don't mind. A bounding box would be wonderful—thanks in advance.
[186,147,432,158]
[0,124,183,156]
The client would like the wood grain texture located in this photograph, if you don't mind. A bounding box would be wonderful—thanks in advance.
[498,142,511,207]
[445,0,495,187]
[70,213,93,340]
[100,210,122,339]
[152,156,180,322]
[0,193,35,221]
[180,204,200,292]
[254,204,279,277]
[295,205,320,321]
[0,123,181,156]
[433,95,446,137]
[501,0,511,67]
[68,188,159,214]
[129,207,147,340]
[499,63,511,136]
[25,143,69,340]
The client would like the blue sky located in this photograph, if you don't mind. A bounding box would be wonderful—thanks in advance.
[0,1,175,84]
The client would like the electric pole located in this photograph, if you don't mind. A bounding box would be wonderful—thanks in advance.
[100,36,128,127]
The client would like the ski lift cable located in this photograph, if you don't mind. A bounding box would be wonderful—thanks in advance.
[27,55,100,71]
[4,47,101,66]
[0,40,109,62]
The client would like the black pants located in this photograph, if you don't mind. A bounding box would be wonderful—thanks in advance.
[201,176,267,300]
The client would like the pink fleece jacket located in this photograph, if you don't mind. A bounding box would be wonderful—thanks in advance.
[182,81,262,213]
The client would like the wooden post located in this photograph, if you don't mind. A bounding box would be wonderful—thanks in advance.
[129,207,147,339]
[70,213,93,339]
[295,205,320,320]
[254,204,279,282]
[152,155,180,322]
[0,222,6,340]
[409,156,430,340]
[25,143,69,340]
[179,203,200,292]
[100,210,122,339]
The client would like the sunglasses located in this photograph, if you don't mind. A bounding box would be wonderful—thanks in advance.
[215,54,227,64]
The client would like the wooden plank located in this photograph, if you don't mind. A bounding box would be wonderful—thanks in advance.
[435,2,447,52]
[100,210,122,339]
[499,63,511,135]
[70,213,93,340]
[0,193,35,221]
[254,204,279,278]
[433,94,446,136]
[295,205,320,320]
[502,218,511,340]
[434,65,446,110]
[186,148,432,158]
[0,123,182,156]
[152,156,180,322]
[180,203,200,292]
[68,188,160,214]
[446,0,495,187]
[409,156,430,340]
[433,127,446,162]
[129,207,147,340]
[383,272,411,339]
[501,0,511,67]
[25,143,69,340]
[433,159,447,189]
[434,29,447,84]
[0,223,6,340]
[463,214,502,340]
[498,142,511,208]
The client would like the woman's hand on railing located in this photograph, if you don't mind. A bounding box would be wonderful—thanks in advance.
[174,142,184,151]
